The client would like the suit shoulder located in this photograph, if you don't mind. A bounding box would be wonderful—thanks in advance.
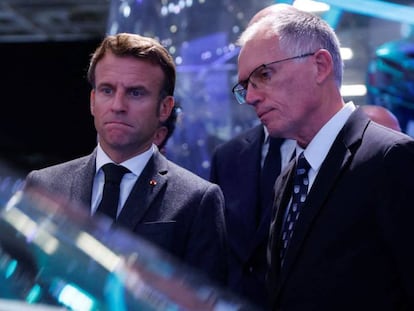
[166,160,218,188]
[31,155,92,175]
[365,121,414,145]
[213,125,263,155]
[25,155,93,187]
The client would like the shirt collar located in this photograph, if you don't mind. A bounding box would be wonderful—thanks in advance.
[299,101,356,172]
[96,143,154,176]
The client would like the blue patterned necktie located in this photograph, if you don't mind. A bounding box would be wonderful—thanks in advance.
[96,163,130,221]
[279,152,310,265]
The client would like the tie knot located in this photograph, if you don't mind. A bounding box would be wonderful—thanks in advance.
[102,163,130,184]
[296,152,310,175]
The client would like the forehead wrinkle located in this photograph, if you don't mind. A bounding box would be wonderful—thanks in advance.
[239,36,282,81]
[95,57,164,94]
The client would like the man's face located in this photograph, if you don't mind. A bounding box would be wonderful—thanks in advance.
[90,52,173,161]
[237,35,318,141]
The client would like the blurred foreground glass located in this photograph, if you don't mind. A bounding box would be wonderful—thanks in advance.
[0,188,260,311]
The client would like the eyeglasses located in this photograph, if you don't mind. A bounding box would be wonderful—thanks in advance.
[232,52,316,105]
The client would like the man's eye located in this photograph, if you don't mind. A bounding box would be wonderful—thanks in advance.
[130,89,146,97]
[258,68,273,81]
[100,87,113,95]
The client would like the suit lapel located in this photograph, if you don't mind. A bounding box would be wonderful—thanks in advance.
[238,126,263,227]
[275,109,369,294]
[269,157,296,266]
[235,126,266,256]
[69,151,96,210]
[116,151,167,229]
[266,157,296,299]
[278,142,352,285]
[252,144,288,252]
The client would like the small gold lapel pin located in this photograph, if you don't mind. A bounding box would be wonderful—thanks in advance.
[149,180,157,186]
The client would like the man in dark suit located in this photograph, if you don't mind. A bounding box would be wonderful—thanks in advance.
[24,33,227,286]
[233,4,414,310]
[210,123,294,308]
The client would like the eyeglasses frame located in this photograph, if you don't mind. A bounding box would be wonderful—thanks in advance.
[232,52,316,104]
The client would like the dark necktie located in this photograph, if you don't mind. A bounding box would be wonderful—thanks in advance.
[258,137,283,224]
[279,152,310,265]
[96,163,130,220]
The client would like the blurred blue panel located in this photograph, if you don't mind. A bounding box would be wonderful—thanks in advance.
[322,7,343,28]
[321,0,414,25]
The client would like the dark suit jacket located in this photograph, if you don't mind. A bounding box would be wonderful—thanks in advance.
[24,148,228,285]
[268,108,414,311]
[210,124,283,308]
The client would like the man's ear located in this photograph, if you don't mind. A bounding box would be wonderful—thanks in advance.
[90,89,96,115]
[314,49,333,84]
[154,126,168,147]
[159,96,174,123]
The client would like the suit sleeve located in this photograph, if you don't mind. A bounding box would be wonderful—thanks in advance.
[185,182,228,286]
[379,140,414,306]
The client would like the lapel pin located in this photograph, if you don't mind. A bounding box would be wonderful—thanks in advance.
[149,180,157,186]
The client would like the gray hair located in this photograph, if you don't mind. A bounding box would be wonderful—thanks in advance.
[238,6,343,87]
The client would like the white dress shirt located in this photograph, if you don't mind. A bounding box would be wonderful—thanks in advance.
[91,143,154,216]
[298,101,356,192]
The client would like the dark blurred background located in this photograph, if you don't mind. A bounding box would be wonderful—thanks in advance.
[0,40,99,172]
[0,0,108,174]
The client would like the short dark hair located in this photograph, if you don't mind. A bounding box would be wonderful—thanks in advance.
[87,33,176,97]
